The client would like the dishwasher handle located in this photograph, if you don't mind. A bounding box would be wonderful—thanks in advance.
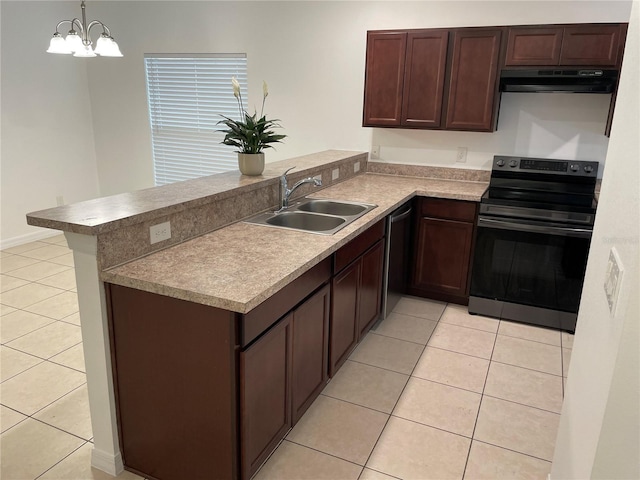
[390,206,412,224]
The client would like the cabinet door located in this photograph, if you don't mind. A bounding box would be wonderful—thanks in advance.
[505,27,563,66]
[411,217,474,302]
[445,28,502,131]
[358,239,385,337]
[363,31,407,126]
[241,315,292,479]
[401,30,449,128]
[291,284,330,424]
[560,25,621,66]
[330,261,360,376]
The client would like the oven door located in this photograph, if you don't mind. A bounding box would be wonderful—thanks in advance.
[469,216,592,320]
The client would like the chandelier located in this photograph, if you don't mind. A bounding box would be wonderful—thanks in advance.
[47,1,122,57]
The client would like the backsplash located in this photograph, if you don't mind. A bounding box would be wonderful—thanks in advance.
[94,151,367,269]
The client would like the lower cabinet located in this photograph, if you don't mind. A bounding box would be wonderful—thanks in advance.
[330,220,385,376]
[291,284,330,424]
[358,240,386,337]
[329,261,360,377]
[241,284,331,479]
[241,315,292,479]
[410,197,478,305]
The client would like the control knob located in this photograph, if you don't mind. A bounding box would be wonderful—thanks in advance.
[509,159,518,168]
[496,159,505,167]
[584,165,594,174]
[570,164,580,172]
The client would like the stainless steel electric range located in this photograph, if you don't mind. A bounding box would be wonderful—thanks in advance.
[468,155,599,333]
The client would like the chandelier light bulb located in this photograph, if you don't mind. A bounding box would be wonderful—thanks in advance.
[94,34,123,57]
[73,44,97,58]
[65,31,83,53]
[47,33,72,54]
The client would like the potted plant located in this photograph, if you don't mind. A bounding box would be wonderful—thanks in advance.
[218,78,287,175]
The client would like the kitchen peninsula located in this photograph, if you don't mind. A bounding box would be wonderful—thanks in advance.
[26,150,488,479]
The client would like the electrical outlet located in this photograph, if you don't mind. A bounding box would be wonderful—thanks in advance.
[354,161,360,173]
[56,195,64,206]
[604,247,624,316]
[332,168,340,181]
[456,147,468,163]
[371,146,380,159]
[150,221,171,244]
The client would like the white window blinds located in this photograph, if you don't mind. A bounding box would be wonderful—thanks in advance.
[144,54,248,185]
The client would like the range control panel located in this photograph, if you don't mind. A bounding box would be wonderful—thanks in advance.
[493,156,598,177]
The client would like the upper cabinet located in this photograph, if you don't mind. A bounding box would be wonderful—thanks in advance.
[363,30,449,128]
[363,28,501,132]
[364,23,627,135]
[505,24,624,67]
[445,29,502,131]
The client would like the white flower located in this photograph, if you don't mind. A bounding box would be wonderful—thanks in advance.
[231,77,241,99]
[263,81,269,98]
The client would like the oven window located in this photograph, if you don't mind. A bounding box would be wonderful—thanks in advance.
[470,226,591,313]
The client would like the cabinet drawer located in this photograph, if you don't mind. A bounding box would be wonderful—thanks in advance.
[419,198,477,223]
[334,219,385,273]
[242,257,331,347]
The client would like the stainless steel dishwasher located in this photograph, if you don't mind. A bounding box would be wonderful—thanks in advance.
[380,202,413,319]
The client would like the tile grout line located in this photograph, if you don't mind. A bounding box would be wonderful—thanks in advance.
[357,303,447,473]
[471,438,555,464]
[33,440,90,480]
[461,316,500,478]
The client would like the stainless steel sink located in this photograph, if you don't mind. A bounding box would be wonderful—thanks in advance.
[244,198,377,235]
[296,199,368,216]
[266,211,346,231]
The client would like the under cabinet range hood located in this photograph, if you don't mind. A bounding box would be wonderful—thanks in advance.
[500,69,618,93]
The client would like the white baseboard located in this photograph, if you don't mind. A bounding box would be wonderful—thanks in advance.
[0,229,62,250]
[91,447,124,476]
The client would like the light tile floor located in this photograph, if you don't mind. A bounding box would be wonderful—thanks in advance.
[256,300,574,480]
[1,237,574,480]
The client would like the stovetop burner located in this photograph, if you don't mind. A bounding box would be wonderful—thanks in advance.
[482,155,598,217]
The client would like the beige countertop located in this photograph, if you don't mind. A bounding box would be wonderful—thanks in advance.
[26,150,361,235]
[102,173,487,314]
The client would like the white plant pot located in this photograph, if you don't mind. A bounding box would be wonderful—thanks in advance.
[238,153,265,176]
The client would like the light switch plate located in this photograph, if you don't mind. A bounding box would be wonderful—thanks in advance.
[604,247,624,316]
[150,221,171,244]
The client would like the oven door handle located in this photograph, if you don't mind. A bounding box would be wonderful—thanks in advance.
[477,217,593,238]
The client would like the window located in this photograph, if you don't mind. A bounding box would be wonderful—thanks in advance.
[144,54,247,185]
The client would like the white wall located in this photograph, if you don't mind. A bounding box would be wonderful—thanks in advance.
[0,1,100,247]
[551,0,639,477]
[86,1,632,196]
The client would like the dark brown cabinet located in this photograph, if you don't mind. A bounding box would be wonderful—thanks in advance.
[358,240,385,336]
[107,258,332,480]
[107,285,239,480]
[363,31,407,126]
[505,24,624,67]
[410,197,478,305]
[242,282,330,478]
[363,28,501,132]
[330,220,385,375]
[241,314,292,479]
[401,30,449,128]
[330,261,360,376]
[291,284,330,424]
[445,28,502,131]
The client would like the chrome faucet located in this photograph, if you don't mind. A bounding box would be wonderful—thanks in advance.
[278,167,322,211]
